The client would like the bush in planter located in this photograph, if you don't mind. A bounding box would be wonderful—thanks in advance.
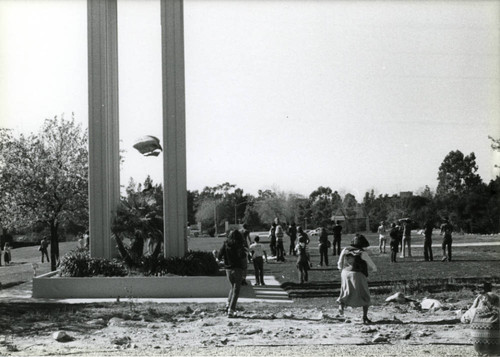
[142,250,220,276]
[59,249,127,277]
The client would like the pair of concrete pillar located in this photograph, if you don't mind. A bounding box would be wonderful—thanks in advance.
[87,0,186,258]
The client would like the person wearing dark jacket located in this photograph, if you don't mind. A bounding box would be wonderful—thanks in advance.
[288,222,297,256]
[218,229,247,317]
[389,223,399,263]
[318,226,330,266]
[332,221,343,256]
[440,218,453,262]
[423,219,434,261]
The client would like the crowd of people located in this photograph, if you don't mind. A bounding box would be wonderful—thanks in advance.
[216,216,456,321]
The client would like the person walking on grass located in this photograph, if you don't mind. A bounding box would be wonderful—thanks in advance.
[218,229,247,317]
[440,218,453,262]
[423,219,434,262]
[389,223,399,263]
[377,221,387,254]
[295,235,311,284]
[249,236,268,286]
[332,221,343,256]
[318,226,330,266]
[288,222,297,256]
[275,218,286,262]
[39,237,50,263]
[395,221,403,253]
[297,226,310,245]
[269,222,277,257]
[400,219,412,258]
[3,242,11,265]
[337,234,377,324]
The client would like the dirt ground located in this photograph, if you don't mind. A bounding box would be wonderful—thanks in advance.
[0,291,484,357]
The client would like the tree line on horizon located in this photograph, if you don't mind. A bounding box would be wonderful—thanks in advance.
[0,117,499,271]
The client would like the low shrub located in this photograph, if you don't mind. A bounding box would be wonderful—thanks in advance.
[59,249,127,277]
[142,250,220,276]
[58,249,220,277]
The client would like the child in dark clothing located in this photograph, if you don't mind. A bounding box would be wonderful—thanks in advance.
[389,223,399,263]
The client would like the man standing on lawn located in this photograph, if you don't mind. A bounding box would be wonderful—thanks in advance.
[400,219,412,258]
[423,219,434,261]
[440,218,453,262]
[332,221,343,256]
[288,222,297,256]
[275,218,286,262]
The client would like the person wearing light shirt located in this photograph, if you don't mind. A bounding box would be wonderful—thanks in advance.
[249,236,268,286]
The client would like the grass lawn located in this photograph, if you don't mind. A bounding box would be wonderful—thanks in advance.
[189,232,500,294]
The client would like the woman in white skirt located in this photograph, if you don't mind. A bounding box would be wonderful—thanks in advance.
[337,234,377,324]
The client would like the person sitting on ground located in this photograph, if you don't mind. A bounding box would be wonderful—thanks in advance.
[461,282,500,324]
[249,236,268,286]
[337,234,377,324]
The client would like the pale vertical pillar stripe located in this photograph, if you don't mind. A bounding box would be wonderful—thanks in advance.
[87,0,120,258]
[160,0,187,257]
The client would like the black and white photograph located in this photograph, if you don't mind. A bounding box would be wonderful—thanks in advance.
[0,0,499,356]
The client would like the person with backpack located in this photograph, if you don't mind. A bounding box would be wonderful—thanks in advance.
[318,226,330,266]
[275,218,285,262]
[218,229,248,317]
[295,235,311,284]
[440,218,453,262]
[337,234,377,324]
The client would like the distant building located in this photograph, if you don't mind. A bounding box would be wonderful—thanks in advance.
[400,191,413,199]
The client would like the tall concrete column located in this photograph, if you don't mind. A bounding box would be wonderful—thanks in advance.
[87,0,120,258]
[161,0,187,257]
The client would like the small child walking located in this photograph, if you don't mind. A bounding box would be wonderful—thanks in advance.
[295,236,311,284]
[249,236,268,286]
[389,223,399,263]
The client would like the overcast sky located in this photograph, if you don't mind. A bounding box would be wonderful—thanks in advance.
[1,0,499,200]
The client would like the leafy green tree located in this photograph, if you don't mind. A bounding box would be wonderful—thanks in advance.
[0,115,88,271]
[255,189,286,224]
[489,136,500,169]
[187,190,199,225]
[242,204,262,229]
[309,186,335,228]
[112,176,164,266]
[437,150,482,197]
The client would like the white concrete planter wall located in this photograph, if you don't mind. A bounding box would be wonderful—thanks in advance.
[33,271,229,299]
